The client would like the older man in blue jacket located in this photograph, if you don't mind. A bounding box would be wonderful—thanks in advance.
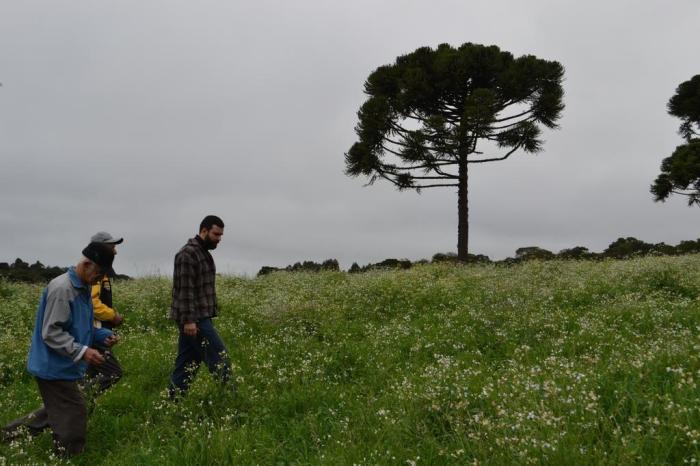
[4,242,118,456]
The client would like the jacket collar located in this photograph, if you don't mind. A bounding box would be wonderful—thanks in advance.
[190,236,208,251]
[67,266,89,289]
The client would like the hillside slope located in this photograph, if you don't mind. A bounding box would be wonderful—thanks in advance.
[2,256,700,464]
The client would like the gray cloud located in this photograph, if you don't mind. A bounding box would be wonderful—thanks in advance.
[1,0,699,276]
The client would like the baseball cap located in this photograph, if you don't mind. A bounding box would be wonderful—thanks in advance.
[82,242,115,276]
[90,231,123,244]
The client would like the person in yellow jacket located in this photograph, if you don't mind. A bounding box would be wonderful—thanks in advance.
[85,231,124,395]
[92,274,124,327]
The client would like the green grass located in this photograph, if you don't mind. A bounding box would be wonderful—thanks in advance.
[2,256,700,464]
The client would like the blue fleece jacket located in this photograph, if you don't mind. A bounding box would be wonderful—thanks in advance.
[27,267,113,381]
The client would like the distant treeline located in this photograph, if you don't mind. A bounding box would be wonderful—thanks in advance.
[258,259,341,276]
[0,259,67,283]
[257,237,700,276]
[0,258,130,283]
[5,236,700,283]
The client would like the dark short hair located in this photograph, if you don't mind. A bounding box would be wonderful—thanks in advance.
[200,215,224,232]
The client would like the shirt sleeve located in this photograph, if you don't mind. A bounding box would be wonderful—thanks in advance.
[174,250,197,324]
[93,327,114,345]
[41,288,85,360]
[92,279,116,322]
[74,345,88,362]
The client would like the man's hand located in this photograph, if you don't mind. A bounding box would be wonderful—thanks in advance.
[111,312,124,327]
[104,334,120,347]
[83,348,105,366]
[183,322,198,337]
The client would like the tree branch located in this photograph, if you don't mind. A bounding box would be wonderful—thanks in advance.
[409,175,459,180]
[433,165,459,178]
[389,121,458,148]
[411,183,460,188]
[380,143,405,158]
[493,109,532,123]
[489,116,536,131]
[671,190,698,197]
[392,161,458,170]
[374,171,458,190]
[500,90,537,108]
[381,164,459,180]
[385,134,459,154]
[468,144,522,163]
[384,136,430,151]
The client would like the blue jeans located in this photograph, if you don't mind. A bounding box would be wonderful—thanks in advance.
[168,318,233,397]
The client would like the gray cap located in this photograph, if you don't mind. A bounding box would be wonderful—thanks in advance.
[90,231,124,244]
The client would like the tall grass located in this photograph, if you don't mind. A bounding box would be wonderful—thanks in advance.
[1,256,700,464]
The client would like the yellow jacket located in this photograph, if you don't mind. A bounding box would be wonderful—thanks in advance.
[92,275,116,327]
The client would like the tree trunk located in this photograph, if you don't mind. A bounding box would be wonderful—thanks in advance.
[457,159,469,261]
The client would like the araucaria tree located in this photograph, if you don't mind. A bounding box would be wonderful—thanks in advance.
[345,43,564,260]
[651,75,700,206]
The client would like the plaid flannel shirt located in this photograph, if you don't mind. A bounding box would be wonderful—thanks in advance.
[169,237,218,324]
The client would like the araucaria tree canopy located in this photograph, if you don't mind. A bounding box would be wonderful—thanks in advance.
[668,75,700,141]
[652,75,700,206]
[345,43,564,260]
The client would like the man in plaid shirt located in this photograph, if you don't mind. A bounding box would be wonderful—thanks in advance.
[168,215,233,398]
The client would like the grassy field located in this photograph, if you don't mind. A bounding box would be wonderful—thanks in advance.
[2,255,700,465]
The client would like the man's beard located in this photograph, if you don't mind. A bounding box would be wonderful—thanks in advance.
[203,237,218,250]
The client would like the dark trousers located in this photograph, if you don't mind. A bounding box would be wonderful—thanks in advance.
[168,318,233,397]
[36,378,87,456]
[3,347,122,441]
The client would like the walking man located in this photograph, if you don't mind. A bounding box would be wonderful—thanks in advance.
[168,215,233,399]
[2,242,118,456]
[2,233,126,440]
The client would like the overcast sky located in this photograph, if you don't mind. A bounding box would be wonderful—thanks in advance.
[1,0,699,277]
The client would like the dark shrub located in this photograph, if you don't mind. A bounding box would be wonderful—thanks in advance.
[675,239,700,254]
[257,259,340,277]
[604,237,653,258]
[432,252,490,263]
[515,247,555,261]
[558,246,596,260]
